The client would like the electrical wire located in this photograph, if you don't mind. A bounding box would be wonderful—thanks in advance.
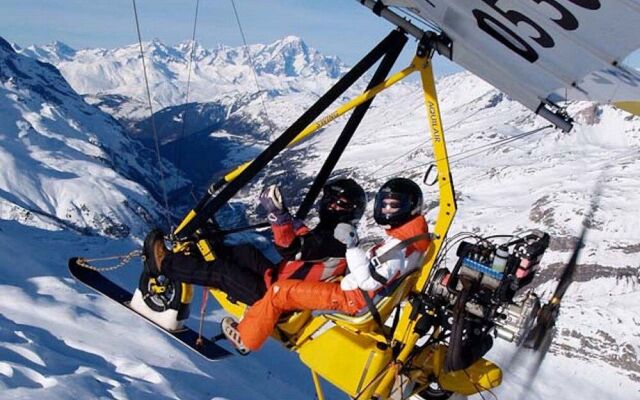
[131,0,173,228]
[428,231,491,284]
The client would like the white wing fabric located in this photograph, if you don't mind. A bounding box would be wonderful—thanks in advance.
[381,0,640,114]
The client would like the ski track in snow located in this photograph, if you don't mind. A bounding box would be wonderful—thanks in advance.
[1,36,639,399]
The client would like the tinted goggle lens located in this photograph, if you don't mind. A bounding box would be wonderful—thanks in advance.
[376,193,410,213]
[322,192,356,210]
[380,198,402,213]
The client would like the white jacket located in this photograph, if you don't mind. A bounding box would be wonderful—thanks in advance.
[340,237,423,292]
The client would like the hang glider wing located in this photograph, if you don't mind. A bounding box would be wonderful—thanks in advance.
[364,0,640,128]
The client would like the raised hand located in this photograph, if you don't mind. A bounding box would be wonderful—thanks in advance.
[260,184,291,224]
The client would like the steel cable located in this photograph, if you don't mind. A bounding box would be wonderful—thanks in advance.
[132,0,173,228]
[175,0,201,204]
[377,125,553,180]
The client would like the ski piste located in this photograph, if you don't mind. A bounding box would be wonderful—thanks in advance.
[68,258,231,361]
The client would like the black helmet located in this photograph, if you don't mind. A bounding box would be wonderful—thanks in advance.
[374,178,423,228]
[319,178,366,224]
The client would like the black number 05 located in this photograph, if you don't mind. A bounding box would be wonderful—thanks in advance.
[473,0,601,63]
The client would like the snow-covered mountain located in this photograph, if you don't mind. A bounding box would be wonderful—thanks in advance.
[0,36,192,238]
[1,35,332,399]
[18,37,364,193]
[19,36,348,128]
[3,33,640,399]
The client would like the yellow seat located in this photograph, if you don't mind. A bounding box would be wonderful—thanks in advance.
[322,271,420,331]
[298,324,392,398]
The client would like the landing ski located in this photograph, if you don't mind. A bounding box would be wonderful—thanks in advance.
[68,257,231,360]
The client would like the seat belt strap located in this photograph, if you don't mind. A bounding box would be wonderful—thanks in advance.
[359,288,391,341]
[368,233,432,285]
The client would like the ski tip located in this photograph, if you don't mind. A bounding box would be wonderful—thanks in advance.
[68,257,88,275]
[68,257,80,268]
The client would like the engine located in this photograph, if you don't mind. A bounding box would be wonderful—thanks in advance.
[425,230,550,370]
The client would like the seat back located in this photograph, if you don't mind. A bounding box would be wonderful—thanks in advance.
[322,271,420,330]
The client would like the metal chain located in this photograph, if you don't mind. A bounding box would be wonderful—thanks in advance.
[75,250,143,272]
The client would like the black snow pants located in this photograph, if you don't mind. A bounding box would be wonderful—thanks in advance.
[161,244,276,305]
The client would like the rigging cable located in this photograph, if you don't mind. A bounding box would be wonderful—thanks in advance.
[392,6,441,33]
[369,86,508,179]
[176,0,201,203]
[230,0,289,182]
[132,0,173,228]
[377,125,553,180]
[447,125,549,164]
[230,0,276,138]
[370,107,484,177]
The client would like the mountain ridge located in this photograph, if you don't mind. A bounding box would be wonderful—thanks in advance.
[18,36,348,114]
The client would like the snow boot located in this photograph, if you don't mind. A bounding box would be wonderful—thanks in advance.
[143,228,168,278]
[221,317,251,356]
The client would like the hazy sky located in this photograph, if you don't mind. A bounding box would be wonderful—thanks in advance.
[0,0,462,76]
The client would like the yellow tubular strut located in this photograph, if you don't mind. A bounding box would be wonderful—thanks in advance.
[373,54,457,399]
[614,100,640,116]
[171,64,417,239]
[414,55,456,291]
[173,210,197,239]
[311,370,326,400]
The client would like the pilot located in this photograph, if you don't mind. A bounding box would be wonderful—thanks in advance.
[143,178,367,305]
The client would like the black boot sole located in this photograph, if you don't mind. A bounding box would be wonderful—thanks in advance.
[143,228,165,277]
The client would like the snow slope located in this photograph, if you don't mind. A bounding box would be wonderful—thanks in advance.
[0,221,325,399]
[0,36,193,238]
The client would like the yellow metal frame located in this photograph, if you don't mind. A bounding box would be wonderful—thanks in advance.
[614,100,640,116]
[171,46,504,400]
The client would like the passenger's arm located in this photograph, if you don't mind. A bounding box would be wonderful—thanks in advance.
[260,184,309,258]
[271,219,305,250]
[345,247,404,291]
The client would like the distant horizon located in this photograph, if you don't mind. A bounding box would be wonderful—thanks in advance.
[6,29,639,75]
[10,34,344,54]
[6,32,465,81]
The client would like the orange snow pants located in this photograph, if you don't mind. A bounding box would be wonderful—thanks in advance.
[237,279,367,351]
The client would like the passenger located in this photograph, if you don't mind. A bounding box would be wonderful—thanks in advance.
[142,178,366,305]
[221,178,430,354]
